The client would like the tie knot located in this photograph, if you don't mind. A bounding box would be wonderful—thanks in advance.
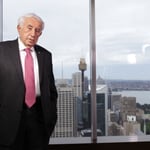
[25,48,31,53]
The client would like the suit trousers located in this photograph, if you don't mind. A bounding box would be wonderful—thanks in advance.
[0,97,49,150]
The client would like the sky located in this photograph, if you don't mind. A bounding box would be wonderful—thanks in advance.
[3,0,150,80]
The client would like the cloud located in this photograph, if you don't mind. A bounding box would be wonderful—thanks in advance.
[3,0,150,79]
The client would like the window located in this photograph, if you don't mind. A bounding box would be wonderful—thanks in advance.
[2,0,150,144]
[96,0,150,143]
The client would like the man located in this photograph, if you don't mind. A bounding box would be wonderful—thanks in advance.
[0,13,58,150]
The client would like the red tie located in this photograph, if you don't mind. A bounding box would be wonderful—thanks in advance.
[24,48,36,108]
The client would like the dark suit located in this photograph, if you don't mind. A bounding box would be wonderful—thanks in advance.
[0,39,58,147]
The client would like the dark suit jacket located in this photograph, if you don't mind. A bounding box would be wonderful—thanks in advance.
[0,39,58,146]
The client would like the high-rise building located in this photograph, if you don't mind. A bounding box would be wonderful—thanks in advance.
[72,72,89,131]
[52,79,76,137]
[82,84,108,136]
[72,72,89,98]
[72,72,82,97]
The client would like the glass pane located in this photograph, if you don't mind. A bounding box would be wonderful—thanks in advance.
[3,0,90,144]
[96,0,150,142]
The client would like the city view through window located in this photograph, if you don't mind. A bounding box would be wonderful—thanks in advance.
[2,0,150,144]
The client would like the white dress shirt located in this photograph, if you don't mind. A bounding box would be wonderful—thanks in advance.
[18,38,41,96]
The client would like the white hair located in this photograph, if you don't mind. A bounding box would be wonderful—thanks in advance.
[17,13,45,30]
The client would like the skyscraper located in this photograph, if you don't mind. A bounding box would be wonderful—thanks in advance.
[52,79,76,137]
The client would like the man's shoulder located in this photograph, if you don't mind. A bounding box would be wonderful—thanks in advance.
[0,39,17,47]
[34,44,52,55]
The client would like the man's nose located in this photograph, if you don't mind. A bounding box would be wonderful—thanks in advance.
[30,29,36,36]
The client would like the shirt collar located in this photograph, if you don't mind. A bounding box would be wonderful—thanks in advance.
[18,38,34,52]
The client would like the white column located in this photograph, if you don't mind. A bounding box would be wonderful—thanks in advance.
[89,0,97,143]
[0,0,3,41]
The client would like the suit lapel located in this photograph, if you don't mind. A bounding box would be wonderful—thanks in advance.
[34,46,44,84]
[10,40,24,84]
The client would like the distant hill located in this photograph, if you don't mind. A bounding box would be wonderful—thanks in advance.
[105,79,150,91]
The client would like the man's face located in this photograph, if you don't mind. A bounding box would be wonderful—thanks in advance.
[17,17,42,48]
